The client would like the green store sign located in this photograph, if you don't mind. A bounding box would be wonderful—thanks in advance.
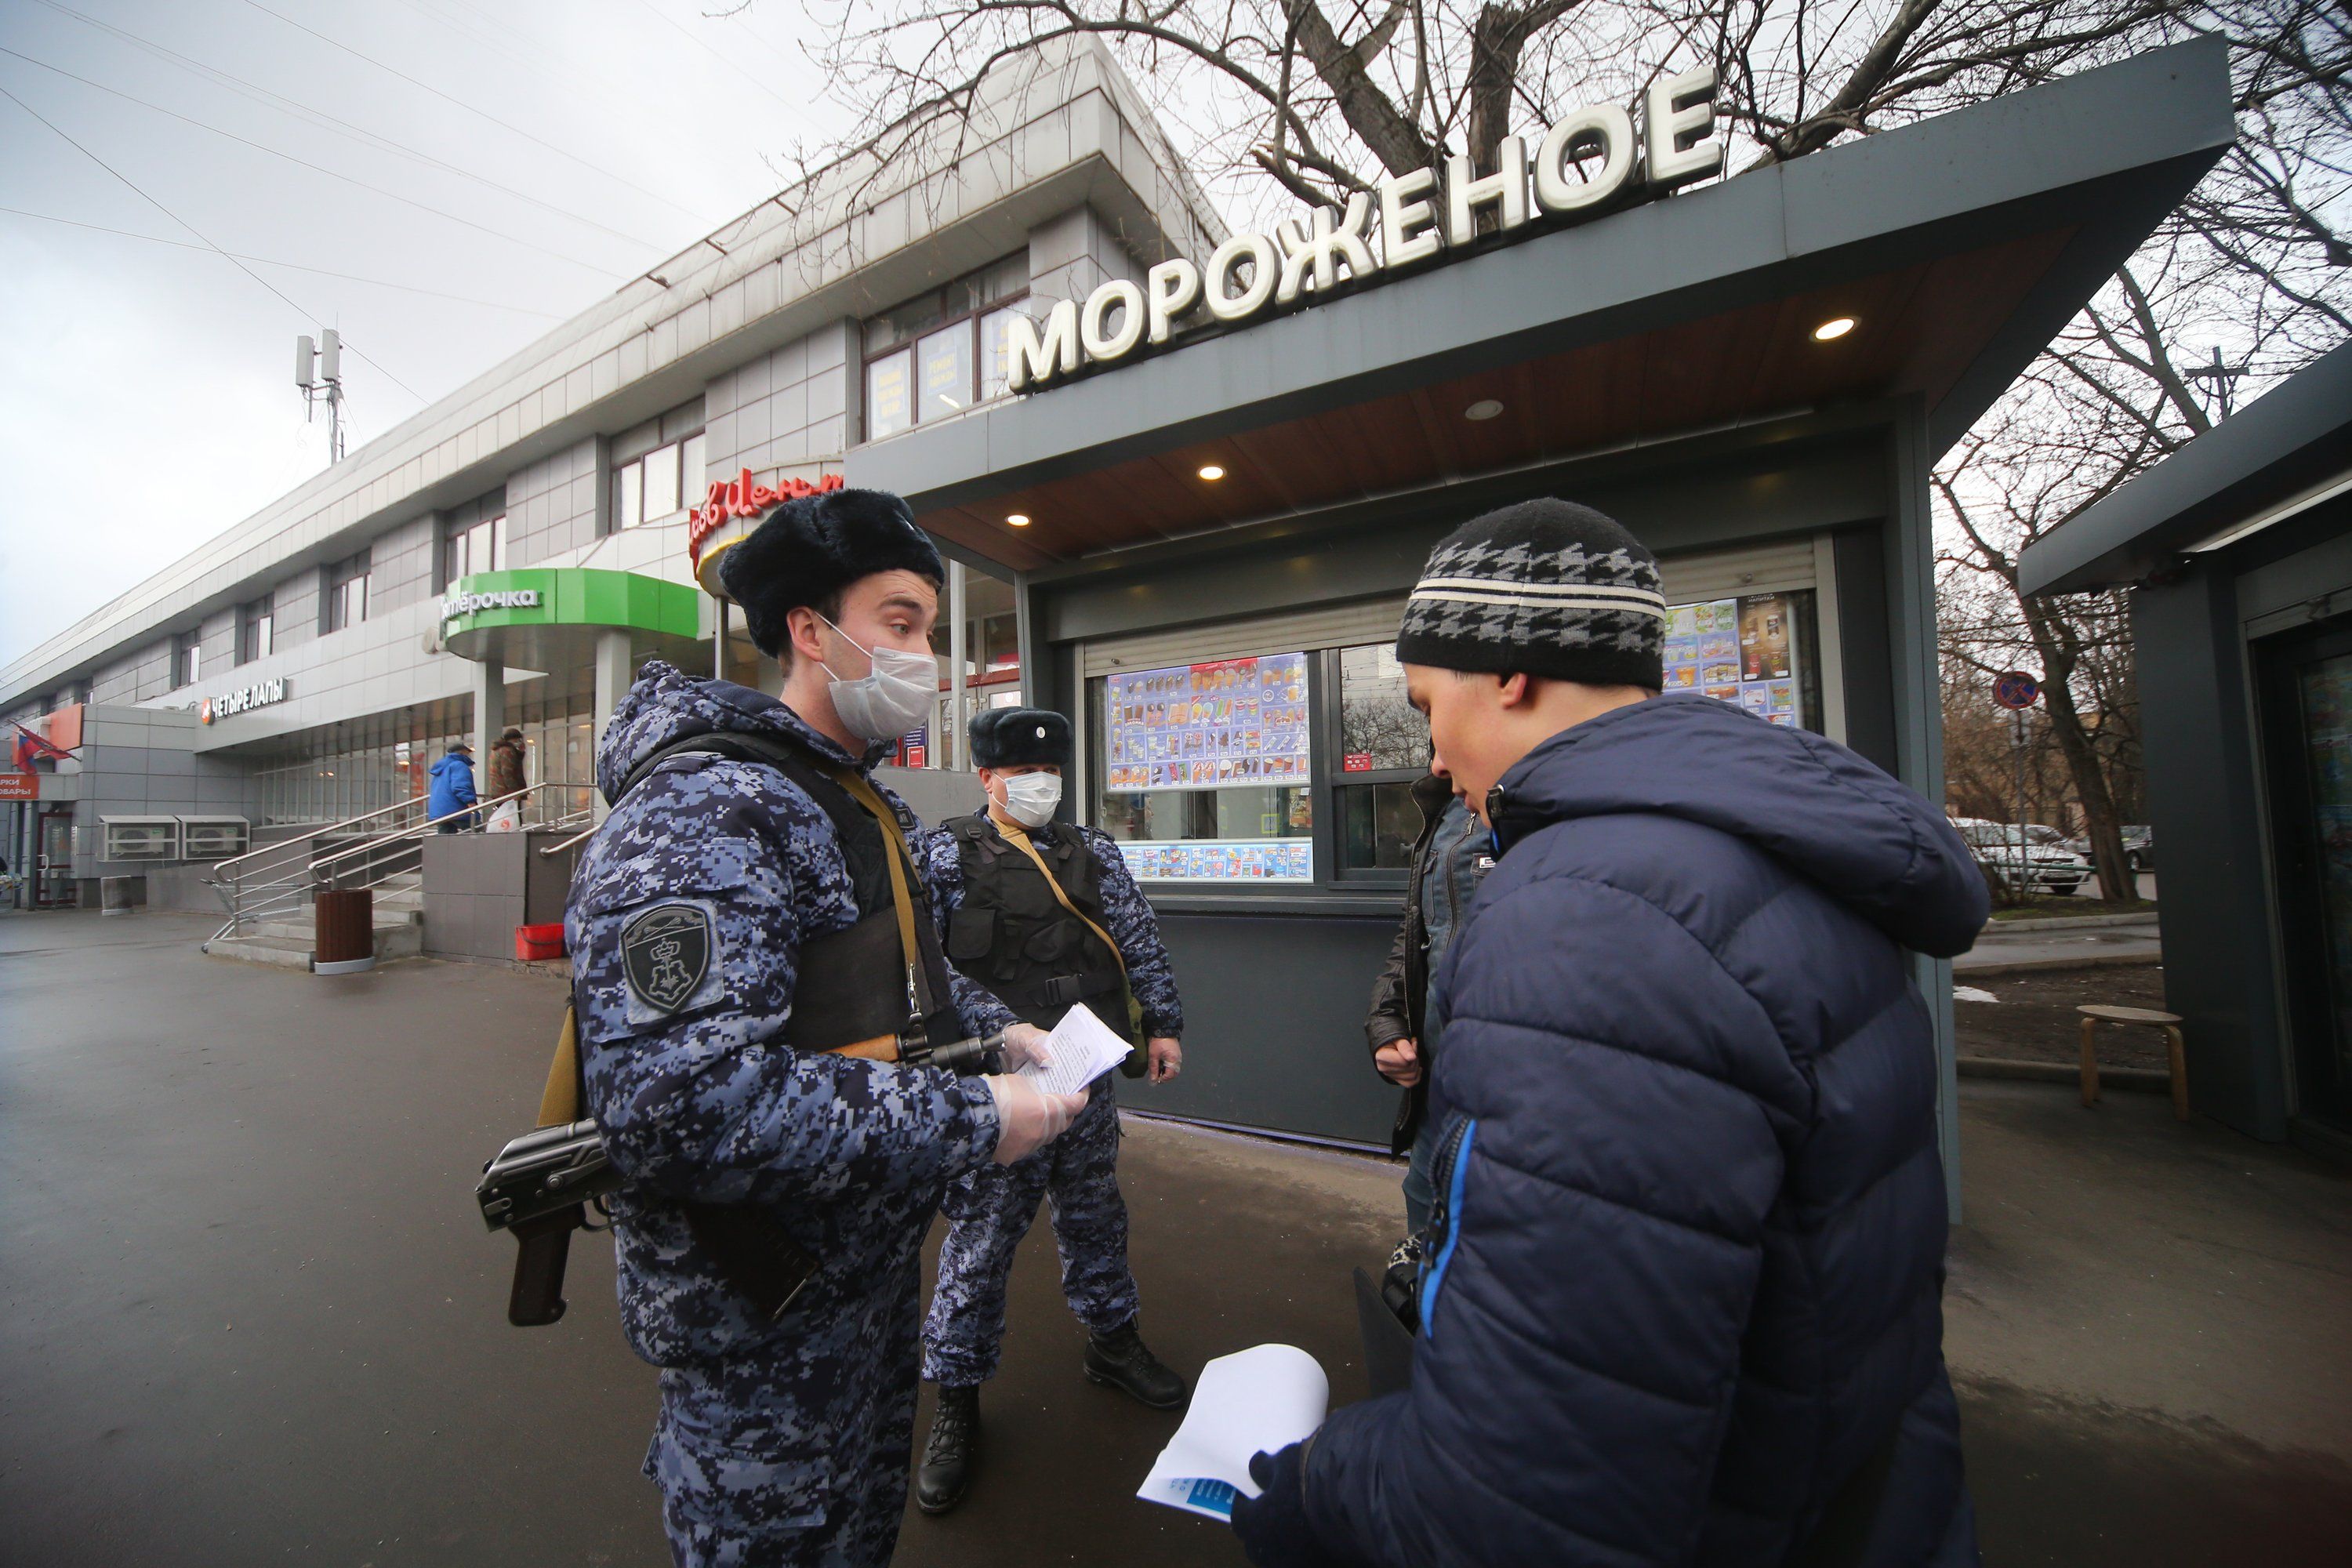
[438,568,702,665]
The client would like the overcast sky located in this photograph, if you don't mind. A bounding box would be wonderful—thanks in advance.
[0,0,856,673]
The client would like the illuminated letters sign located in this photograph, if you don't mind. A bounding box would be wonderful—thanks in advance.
[1011,67,1723,392]
[440,589,542,622]
[200,677,287,724]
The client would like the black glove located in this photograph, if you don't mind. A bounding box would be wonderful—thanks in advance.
[1229,1443,1340,1567]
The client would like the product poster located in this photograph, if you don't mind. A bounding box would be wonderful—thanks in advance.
[1102,653,1311,791]
[1665,594,1803,728]
[1112,840,1313,882]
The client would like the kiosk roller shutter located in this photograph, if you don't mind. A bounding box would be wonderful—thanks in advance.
[1657,538,1819,604]
[1077,539,1820,679]
[1080,598,1409,678]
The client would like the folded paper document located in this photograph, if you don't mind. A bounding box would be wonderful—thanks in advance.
[1137,1344,1329,1520]
[1018,1002,1134,1096]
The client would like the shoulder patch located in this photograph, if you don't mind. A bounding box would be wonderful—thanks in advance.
[621,902,712,1014]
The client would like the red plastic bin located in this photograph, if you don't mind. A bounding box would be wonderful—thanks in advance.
[515,923,567,962]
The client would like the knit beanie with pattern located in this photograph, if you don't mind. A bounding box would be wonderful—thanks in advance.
[1394,499,1665,688]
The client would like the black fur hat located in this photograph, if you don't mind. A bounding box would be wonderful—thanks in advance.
[717,488,944,656]
[969,708,1071,769]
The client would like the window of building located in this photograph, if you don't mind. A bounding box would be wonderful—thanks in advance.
[238,597,274,666]
[1091,652,1317,884]
[172,633,201,690]
[612,401,706,532]
[325,551,370,634]
[1080,539,1838,887]
[440,493,509,589]
[862,254,1032,442]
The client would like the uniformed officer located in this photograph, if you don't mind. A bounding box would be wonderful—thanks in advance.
[565,488,1088,1568]
[911,706,1189,1514]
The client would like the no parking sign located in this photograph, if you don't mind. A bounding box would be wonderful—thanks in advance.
[1994,670,2042,710]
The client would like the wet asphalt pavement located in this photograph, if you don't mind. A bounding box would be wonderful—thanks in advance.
[6,909,2350,1566]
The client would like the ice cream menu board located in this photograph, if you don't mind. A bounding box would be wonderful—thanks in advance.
[1663,593,1800,727]
[1113,840,1312,882]
[1102,654,1311,790]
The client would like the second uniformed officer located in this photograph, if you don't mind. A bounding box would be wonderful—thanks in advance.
[566,488,1088,1567]
[911,706,1189,1514]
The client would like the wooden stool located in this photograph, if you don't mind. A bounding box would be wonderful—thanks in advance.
[2076,1004,2189,1121]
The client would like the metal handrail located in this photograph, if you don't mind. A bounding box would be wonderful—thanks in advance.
[305,782,557,883]
[209,794,432,879]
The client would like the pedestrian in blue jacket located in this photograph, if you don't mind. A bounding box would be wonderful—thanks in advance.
[1232,499,1987,1567]
[426,740,478,831]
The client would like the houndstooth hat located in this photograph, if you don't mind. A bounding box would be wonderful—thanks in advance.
[1395,499,1665,688]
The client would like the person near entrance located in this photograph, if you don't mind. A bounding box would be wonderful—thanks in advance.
[1230,499,1987,1566]
[913,706,1189,1515]
[1364,771,1490,1236]
[564,488,1087,1568]
[426,739,478,830]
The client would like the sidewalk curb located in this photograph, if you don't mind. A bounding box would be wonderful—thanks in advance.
[1955,952,2161,978]
[1983,911,2160,934]
[1958,1056,2173,1094]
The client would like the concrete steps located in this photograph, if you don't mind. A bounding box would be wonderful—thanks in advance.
[203,889,424,971]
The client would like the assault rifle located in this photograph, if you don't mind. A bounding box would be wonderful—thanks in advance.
[478,1030,1009,1327]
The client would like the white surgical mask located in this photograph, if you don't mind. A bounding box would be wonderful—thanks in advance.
[818,615,937,743]
[1000,771,1063,829]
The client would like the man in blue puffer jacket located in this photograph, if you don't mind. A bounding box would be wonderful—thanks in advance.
[1232,499,1987,1567]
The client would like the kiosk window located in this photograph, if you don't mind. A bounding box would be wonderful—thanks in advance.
[1091,653,1315,883]
[1336,641,1434,873]
[1662,590,1822,731]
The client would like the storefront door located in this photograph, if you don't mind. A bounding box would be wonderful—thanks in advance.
[34,808,74,909]
[2256,619,2352,1128]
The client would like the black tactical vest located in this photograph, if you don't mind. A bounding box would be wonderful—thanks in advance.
[942,813,1133,1040]
[618,731,959,1051]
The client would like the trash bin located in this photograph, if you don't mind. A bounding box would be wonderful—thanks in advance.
[100,876,134,917]
[314,887,375,975]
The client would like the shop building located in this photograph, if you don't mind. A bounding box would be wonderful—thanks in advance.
[2020,343,2352,1156]
[1,39,1220,913]
[2,39,2232,1181]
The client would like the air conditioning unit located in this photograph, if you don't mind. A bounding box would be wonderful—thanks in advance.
[177,815,252,858]
[100,815,180,861]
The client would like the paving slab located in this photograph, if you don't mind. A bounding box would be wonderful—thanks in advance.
[4,909,2347,1566]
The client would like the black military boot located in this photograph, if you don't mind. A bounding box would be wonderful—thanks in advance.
[914,1384,979,1515]
[1083,1318,1188,1409]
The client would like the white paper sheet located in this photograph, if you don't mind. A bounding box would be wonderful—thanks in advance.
[1136,1344,1330,1521]
[1016,1001,1134,1096]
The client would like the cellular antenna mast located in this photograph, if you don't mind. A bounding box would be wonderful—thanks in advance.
[294,331,347,463]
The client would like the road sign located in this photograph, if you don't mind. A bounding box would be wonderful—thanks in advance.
[1993,670,2042,710]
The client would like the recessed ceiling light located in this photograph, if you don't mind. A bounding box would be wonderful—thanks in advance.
[1005,513,1031,527]
[1464,399,1504,421]
[1813,317,1857,341]
[1197,464,1226,481]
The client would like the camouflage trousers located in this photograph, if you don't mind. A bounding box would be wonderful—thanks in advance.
[648,1262,924,1568]
[920,1083,1139,1386]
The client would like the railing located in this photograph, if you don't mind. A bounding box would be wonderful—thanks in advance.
[207,783,593,942]
[205,795,437,941]
[308,783,568,896]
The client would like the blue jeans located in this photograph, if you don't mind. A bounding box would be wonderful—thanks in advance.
[1400,1109,1442,1236]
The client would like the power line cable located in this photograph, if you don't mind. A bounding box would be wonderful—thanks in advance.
[0,47,623,277]
[0,205,568,318]
[619,0,821,135]
[26,0,673,256]
[0,82,425,401]
[238,0,711,224]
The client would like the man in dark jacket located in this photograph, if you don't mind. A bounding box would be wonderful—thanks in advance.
[486,724,528,803]
[1233,499,1985,1567]
[1363,771,1490,1233]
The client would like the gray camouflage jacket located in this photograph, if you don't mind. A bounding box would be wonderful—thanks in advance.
[566,661,1015,1374]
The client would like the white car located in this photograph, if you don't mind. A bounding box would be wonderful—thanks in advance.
[1950,818,2090,895]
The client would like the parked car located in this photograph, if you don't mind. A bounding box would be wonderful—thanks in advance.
[1951,818,2092,895]
[2061,824,2154,873]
